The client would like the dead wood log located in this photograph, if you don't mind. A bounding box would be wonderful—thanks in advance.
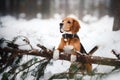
[0,46,120,67]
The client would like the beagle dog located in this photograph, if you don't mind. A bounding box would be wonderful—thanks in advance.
[53,17,92,73]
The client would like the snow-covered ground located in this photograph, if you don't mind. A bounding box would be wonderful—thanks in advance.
[0,15,120,80]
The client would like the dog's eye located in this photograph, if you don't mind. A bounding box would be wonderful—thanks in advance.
[67,21,71,24]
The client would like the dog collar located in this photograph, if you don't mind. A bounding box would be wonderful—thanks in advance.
[62,33,79,40]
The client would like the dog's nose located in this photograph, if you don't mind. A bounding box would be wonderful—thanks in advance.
[60,23,63,33]
[60,23,63,27]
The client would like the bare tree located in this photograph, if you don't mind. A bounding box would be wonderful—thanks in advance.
[41,0,51,19]
[110,0,120,31]
[0,0,6,15]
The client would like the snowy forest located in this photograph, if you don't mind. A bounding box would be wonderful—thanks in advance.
[0,0,120,80]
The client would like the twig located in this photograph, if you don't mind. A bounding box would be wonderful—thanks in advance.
[111,49,120,59]
[13,35,34,49]
[88,46,98,55]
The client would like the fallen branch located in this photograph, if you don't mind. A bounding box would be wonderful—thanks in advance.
[0,45,120,67]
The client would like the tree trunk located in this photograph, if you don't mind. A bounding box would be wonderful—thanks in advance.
[113,14,120,31]
[110,0,120,31]
[0,0,6,15]
[41,0,50,19]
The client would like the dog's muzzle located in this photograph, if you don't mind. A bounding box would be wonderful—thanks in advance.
[60,23,64,33]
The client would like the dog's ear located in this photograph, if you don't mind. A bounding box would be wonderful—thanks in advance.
[71,19,80,34]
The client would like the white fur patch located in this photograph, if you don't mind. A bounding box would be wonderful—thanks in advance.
[53,50,59,60]
[71,55,77,62]
[63,45,74,54]
[61,28,64,33]
[63,32,72,34]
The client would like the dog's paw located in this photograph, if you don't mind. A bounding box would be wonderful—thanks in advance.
[53,50,59,60]
[71,55,77,62]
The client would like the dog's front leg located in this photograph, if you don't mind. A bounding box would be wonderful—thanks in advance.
[63,45,77,62]
[53,50,60,60]
[71,54,77,62]
[53,38,65,60]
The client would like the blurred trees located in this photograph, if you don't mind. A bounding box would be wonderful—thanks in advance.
[0,0,6,15]
[41,0,51,19]
[0,0,20,16]
[0,0,111,19]
[110,0,120,31]
[0,0,120,30]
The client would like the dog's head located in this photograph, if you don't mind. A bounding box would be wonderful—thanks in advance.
[60,17,80,34]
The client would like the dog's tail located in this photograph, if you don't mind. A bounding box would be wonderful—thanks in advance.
[80,43,87,53]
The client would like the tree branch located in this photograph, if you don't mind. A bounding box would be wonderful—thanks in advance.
[0,46,120,67]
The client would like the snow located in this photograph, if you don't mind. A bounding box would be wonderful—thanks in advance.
[0,15,120,80]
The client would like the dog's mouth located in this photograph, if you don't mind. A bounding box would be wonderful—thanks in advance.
[60,23,71,33]
[60,27,70,33]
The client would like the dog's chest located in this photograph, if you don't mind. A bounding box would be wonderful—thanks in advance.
[63,39,74,54]
[62,33,79,54]
[63,45,74,54]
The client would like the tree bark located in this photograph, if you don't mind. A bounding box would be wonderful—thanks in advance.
[0,46,120,67]
[41,0,50,19]
[110,0,120,31]
[113,15,120,31]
